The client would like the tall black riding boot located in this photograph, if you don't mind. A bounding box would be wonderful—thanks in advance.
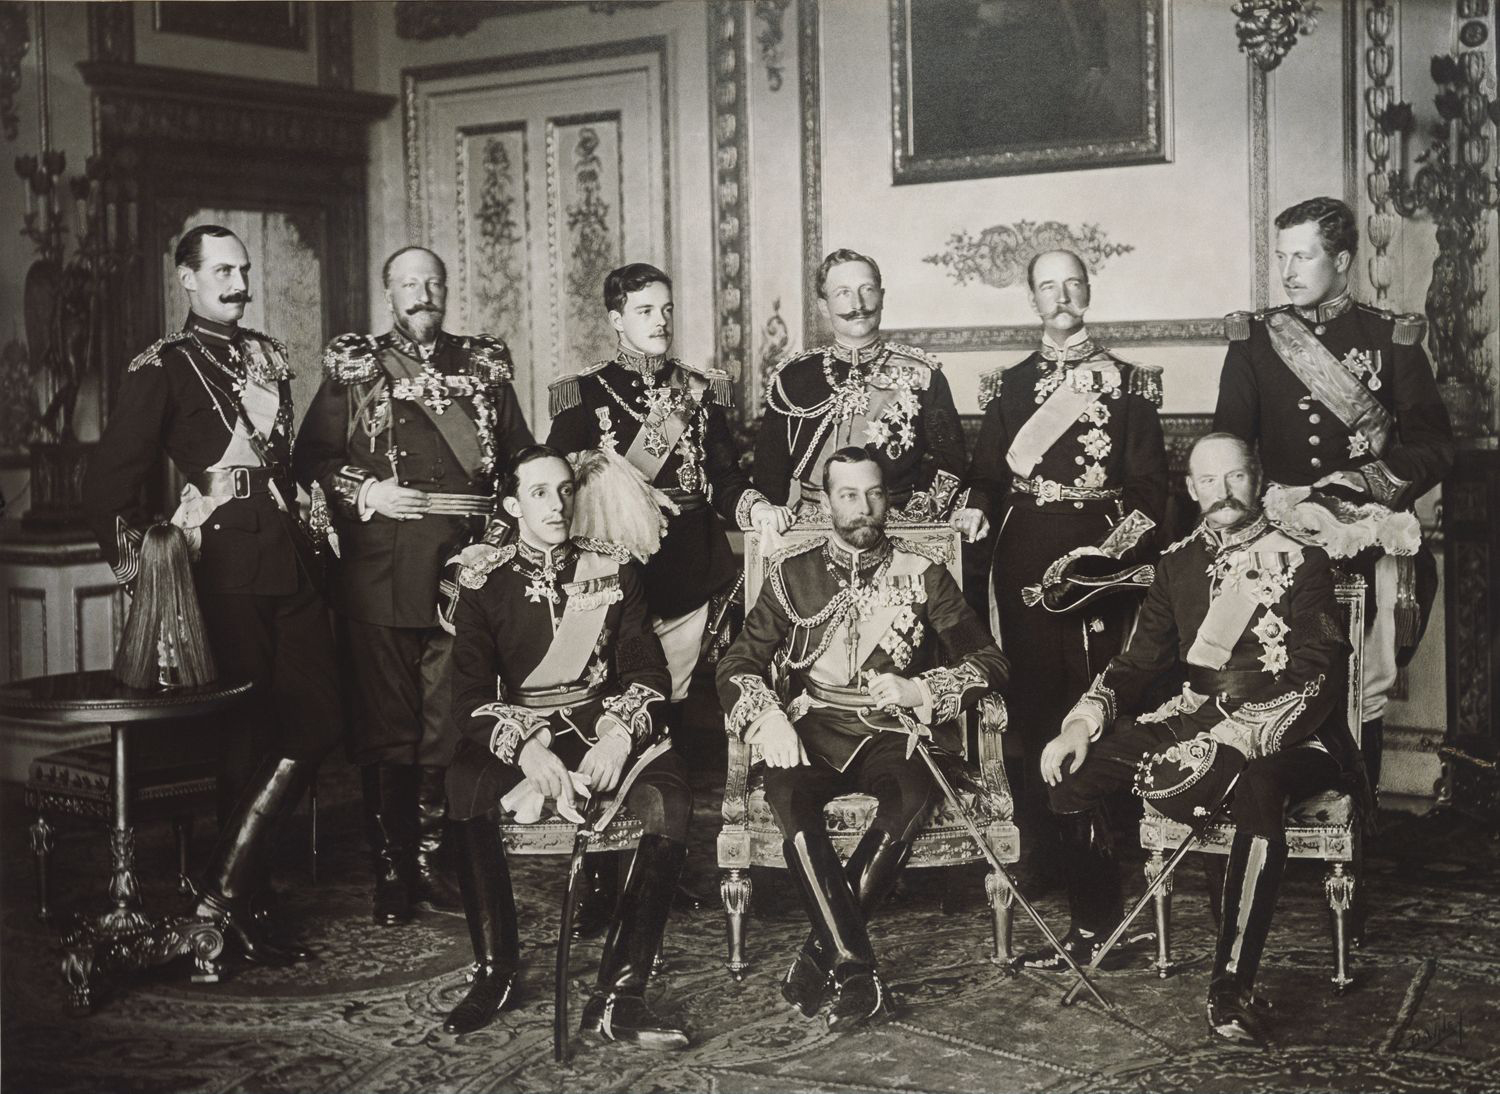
[1361,718,1384,802]
[1207,831,1288,1046]
[194,756,317,965]
[413,765,463,913]
[580,834,690,1050]
[1016,808,1126,970]
[783,831,888,1031]
[362,764,418,926]
[782,828,912,1018]
[443,816,522,1034]
[572,851,622,940]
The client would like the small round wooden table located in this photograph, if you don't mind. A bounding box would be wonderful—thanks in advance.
[0,670,253,1013]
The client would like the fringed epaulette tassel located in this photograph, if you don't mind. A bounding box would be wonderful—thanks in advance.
[978,365,1006,408]
[113,523,217,689]
[1224,311,1253,342]
[1393,314,1427,346]
[1127,363,1164,408]
[549,375,582,417]
[709,377,735,408]
[1394,554,1421,650]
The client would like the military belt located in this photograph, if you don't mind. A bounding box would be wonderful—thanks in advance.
[658,487,708,513]
[804,679,877,710]
[423,492,495,516]
[510,682,607,711]
[1011,476,1122,504]
[188,465,280,500]
[1186,667,1266,702]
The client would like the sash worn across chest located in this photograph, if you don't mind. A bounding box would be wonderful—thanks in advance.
[1007,366,1104,476]
[622,397,691,482]
[383,351,485,478]
[1264,312,1393,455]
[522,552,621,688]
[808,550,929,685]
[1186,530,1302,669]
[214,376,281,468]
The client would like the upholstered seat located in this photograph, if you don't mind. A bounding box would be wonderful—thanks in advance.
[1138,577,1367,994]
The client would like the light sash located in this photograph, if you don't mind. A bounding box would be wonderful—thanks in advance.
[1264,311,1393,456]
[1006,378,1100,477]
[523,551,620,688]
[622,405,690,483]
[1186,530,1301,669]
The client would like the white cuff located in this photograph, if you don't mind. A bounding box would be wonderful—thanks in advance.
[913,679,935,725]
[356,477,377,522]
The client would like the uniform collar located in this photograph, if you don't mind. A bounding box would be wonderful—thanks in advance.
[387,325,447,362]
[185,311,238,344]
[1038,327,1098,364]
[824,533,892,573]
[1199,512,1269,554]
[1294,289,1353,325]
[515,537,577,570]
[828,339,886,366]
[614,345,667,380]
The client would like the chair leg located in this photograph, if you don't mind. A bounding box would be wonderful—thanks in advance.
[173,817,193,892]
[986,868,1014,963]
[1325,862,1356,996]
[29,815,55,922]
[1145,849,1174,978]
[721,868,752,980]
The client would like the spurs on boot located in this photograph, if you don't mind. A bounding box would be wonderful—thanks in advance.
[193,756,317,965]
[1016,808,1137,971]
[443,816,521,1034]
[827,965,890,1031]
[581,834,690,1051]
[362,764,418,926]
[1205,831,1288,1048]
[414,765,464,913]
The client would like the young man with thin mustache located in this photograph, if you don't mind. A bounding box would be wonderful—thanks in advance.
[295,246,534,926]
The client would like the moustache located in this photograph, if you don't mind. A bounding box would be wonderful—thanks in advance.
[405,303,442,315]
[1207,497,1248,514]
[1047,303,1084,318]
[220,292,252,304]
[837,308,877,321]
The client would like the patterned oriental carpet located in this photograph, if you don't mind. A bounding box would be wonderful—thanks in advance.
[3,758,1497,1094]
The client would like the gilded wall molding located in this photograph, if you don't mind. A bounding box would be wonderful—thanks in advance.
[925,221,1134,291]
[1232,0,1322,72]
[1249,64,1271,310]
[710,0,752,394]
[1361,0,1396,306]
[885,318,1226,354]
[798,0,822,345]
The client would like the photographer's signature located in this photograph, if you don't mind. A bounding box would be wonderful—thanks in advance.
[1398,1009,1466,1054]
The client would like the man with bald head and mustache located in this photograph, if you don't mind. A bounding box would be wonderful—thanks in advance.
[296,246,534,927]
[961,249,1168,904]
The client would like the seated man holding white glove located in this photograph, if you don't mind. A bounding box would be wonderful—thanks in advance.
[441,444,692,1048]
[1030,433,1355,1048]
[716,448,1008,1032]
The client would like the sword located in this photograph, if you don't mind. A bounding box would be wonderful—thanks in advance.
[1058,783,1237,1008]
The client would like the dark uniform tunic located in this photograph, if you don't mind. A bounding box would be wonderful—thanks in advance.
[963,334,1168,767]
[754,341,967,518]
[716,534,1008,840]
[445,536,688,836]
[293,328,533,766]
[83,311,341,794]
[1051,516,1352,911]
[546,350,758,624]
[1213,296,1454,724]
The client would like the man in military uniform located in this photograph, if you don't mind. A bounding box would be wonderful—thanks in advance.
[1215,197,1454,787]
[294,246,534,926]
[440,445,693,1049]
[84,224,340,965]
[755,249,969,522]
[1031,433,1354,1046]
[960,249,1168,894]
[716,449,1008,1030]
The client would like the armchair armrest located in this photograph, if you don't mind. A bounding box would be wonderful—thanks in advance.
[974,693,1013,804]
[723,722,752,825]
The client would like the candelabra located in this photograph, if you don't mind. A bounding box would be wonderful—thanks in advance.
[1380,39,1500,439]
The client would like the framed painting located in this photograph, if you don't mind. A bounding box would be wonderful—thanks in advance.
[890,0,1170,183]
[154,2,308,50]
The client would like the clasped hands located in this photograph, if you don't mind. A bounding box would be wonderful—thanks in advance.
[366,476,431,521]
[754,672,923,769]
[511,730,630,821]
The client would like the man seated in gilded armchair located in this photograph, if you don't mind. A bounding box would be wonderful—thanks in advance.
[715,447,1009,1030]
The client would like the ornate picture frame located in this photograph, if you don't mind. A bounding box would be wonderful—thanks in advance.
[889,0,1170,184]
[154,2,308,51]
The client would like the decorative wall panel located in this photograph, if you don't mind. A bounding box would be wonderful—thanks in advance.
[458,124,532,369]
[548,114,624,371]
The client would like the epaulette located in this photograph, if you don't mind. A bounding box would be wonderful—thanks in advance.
[767,535,825,570]
[458,333,515,383]
[1223,311,1253,341]
[323,333,381,384]
[575,537,633,564]
[239,326,288,358]
[883,342,943,371]
[768,346,819,382]
[548,360,611,416]
[457,543,517,590]
[1125,361,1164,408]
[128,332,191,372]
[765,536,828,619]
[671,359,736,408]
[1392,313,1426,345]
[892,537,951,568]
[977,365,1006,408]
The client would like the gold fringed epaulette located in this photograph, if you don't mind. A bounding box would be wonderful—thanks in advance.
[1393,313,1427,345]
[1126,362,1164,408]
[461,333,515,383]
[575,536,633,564]
[671,358,736,408]
[1224,311,1253,342]
[884,342,944,371]
[977,365,1006,408]
[323,333,381,383]
[548,361,610,416]
[128,332,192,372]
[457,543,517,590]
[239,326,287,358]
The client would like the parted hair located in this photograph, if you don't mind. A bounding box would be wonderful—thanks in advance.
[174,225,238,271]
[500,444,573,500]
[604,263,672,314]
[1275,197,1359,259]
[821,445,884,496]
[816,248,882,297]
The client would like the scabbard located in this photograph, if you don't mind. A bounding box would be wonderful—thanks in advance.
[555,825,591,1063]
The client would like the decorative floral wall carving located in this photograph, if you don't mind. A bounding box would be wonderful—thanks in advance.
[1362,0,1396,306]
[710,0,751,399]
[1232,0,1321,72]
[754,0,791,91]
[473,134,528,355]
[924,220,1134,292]
[756,297,789,408]
[564,125,619,366]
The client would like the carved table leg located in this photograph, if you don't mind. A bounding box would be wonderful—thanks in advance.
[30,814,55,922]
[102,727,148,934]
[721,868,752,980]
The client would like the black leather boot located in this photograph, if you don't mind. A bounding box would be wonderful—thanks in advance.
[782,831,889,1032]
[580,834,690,1050]
[193,756,317,965]
[1015,808,1130,971]
[362,764,417,926]
[782,828,911,1019]
[413,766,463,913]
[1207,832,1287,1047]
[443,816,521,1034]
[572,851,621,940]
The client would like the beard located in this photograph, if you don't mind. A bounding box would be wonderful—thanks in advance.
[833,514,884,549]
[398,305,443,344]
